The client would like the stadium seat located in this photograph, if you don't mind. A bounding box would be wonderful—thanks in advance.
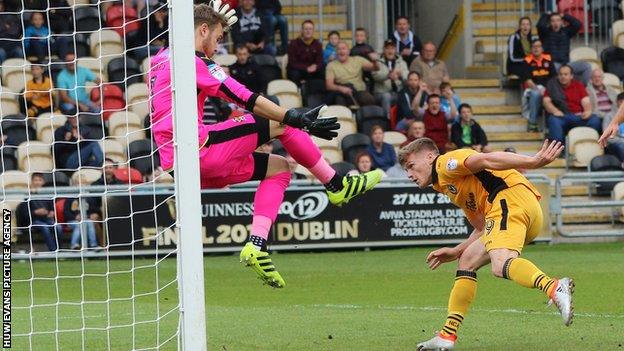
[356,105,389,136]
[569,47,600,67]
[212,54,237,67]
[322,105,353,122]
[1,86,20,116]
[77,57,105,81]
[128,139,160,176]
[1,147,17,172]
[0,171,30,189]
[320,147,343,164]
[341,133,371,164]
[71,168,103,185]
[335,118,358,144]
[100,138,127,163]
[278,54,288,80]
[114,166,143,184]
[90,30,124,66]
[1,115,36,146]
[601,46,624,80]
[1,58,32,92]
[90,83,125,120]
[312,136,340,150]
[74,33,91,58]
[105,3,141,38]
[74,5,102,32]
[276,92,303,109]
[126,82,149,106]
[613,20,624,47]
[331,161,357,176]
[79,113,107,140]
[267,79,298,95]
[107,57,142,89]
[603,72,622,90]
[383,131,407,147]
[302,79,326,108]
[42,171,71,187]
[17,141,54,172]
[250,54,282,91]
[108,111,146,147]
[588,154,622,195]
[566,126,604,168]
[592,0,623,33]
[36,113,67,144]
[613,181,624,221]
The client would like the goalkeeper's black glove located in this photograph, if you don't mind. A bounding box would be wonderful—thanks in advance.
[282,105,340,140]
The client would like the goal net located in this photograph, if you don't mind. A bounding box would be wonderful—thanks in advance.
[1,0,205,349]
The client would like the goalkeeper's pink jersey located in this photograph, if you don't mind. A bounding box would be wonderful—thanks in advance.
[149,47,258,171]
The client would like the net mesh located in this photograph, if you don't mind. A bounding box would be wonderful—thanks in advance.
[1,0,180,349]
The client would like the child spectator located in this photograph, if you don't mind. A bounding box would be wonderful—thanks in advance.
[438,82,460,119]
[286,20,323,85]
[451,103,490,152]
[355,151,373,174]
[24,12,69,61]
[366,125,397,171]
[24,63,54,117]
[323,31,340,65]
[350,28,375,59]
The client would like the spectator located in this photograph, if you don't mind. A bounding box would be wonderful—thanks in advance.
[400,120,426,148]
[56,53,102,115]
[355,151,373,174]
[92,158,122,186]
[543,64,601,145]
[232,0,275,55]
[47,0,73,34]
[286,20,323,85]
[536,12,580,67]
[372,39,409,115]
[423,94,453,153]
[325,41,379,107]
[64,182,102,250]
[520,39,556,132]
[53,114,104,170]
[438,82,460,119]
[0,1,24,64]
[396,71,428,131]
[134,3,168,62]
[256,0,288,55]
[350,28,375,59]
[389,16,422,66]
[451,103,490,152]
[24,63,54,117]
[323,30,340,65]
[602,93,624,162]
[23,12,68,61]
[507,16,536,77]
[25,172,61,251]
[229,44,264,93]
[586,68,619,119]
[408,41,450,91]
[366,125,397,171]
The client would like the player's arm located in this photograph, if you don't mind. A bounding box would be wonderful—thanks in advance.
[598,102,624,147]
[463,139,563,172]
[426,213,484,270]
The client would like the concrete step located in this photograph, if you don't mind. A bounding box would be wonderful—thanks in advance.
[477,117,527,132]
[451,78,500,88]
[288,15,346,32]
[473,105,521,115]
[472,14,539,28]
[489,140,542,153]
[474,27,517,37]
[287,29,352,41]
[475,38,512,53]
[473,52,503,64]
[460,91,507,105]
[465,65,501,79]
[282,5,346,15]
[488,131,543,141]
[556,184,590,197]
[472,2,535,12]
[555,223,624,236]
[559,196,616,224]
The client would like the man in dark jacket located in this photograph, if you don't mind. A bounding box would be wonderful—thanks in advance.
[229,44,264,93]
[388,16,422,66]
[53,114,104,170]
[536,12,580,66]
[286,20,323,85]
[451,103,490,152]
[0,0,24,64]
[232,0,275,55]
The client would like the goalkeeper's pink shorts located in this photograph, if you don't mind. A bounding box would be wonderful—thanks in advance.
[195,114,270,189]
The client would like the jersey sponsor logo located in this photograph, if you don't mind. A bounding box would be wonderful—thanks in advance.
[465,192,477,211]
[232,116,246,123]
[485,218,495,235]
[446,158,458,171]
[447,184,458,194]
[208,63,227,83]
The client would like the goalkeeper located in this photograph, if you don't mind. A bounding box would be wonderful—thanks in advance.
[149,1,383,288]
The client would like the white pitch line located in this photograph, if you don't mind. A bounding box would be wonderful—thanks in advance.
[302,304,624,319]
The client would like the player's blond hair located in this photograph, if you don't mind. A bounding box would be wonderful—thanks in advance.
[194,3,228,30]
[398,137,439,167]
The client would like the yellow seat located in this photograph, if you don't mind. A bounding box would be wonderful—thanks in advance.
[1,58,32,92]
[267,79,298,95]
[0,171,30,189]
[322,105,353,122]
[383,131,407,147]
[100,138,127,163]
[613,182,624,222]
[1,86,20,116]
[275,92,302,109]
[71,168,102,185]
[212,54,237,67]
[569,46,600,67]
[566,127,604,168]
[17,141,54,172]
[90,30,123,66]
[108,111,146,148]
[603,73,622,91]
[36,113,67,144]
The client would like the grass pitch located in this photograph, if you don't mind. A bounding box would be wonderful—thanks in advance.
[11,242,624,350]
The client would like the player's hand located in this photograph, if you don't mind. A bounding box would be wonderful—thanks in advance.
[531,139,564,168]
[598,122,619,147]
[426,247,460,270]
[283,105,340,140]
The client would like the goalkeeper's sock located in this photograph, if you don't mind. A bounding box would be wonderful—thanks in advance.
[249,172,291,250]
[439,270,477,339]
[503,257,557,296]
[278,126,339,187]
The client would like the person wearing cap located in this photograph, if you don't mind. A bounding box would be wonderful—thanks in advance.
[372,39,408,115]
